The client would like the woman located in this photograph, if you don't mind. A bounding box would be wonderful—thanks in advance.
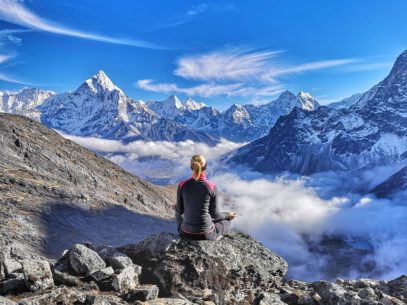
[175,154,237,241]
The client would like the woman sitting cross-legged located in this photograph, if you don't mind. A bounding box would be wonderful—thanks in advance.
[175,154,237,241]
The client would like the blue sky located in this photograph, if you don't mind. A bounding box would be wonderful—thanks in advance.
[0,0,406,109]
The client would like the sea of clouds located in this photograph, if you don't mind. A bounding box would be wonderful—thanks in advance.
[65,135,407,281]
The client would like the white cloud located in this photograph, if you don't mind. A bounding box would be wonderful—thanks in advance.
[174,47,283,81]
[138,46,359,98]
[62,133,407,281]
[136,79,284,98]
[0,0,162,49]
[0,72,30,84]
[0,54,11,64]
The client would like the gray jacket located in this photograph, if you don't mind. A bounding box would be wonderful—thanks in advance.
[175,172,228,234]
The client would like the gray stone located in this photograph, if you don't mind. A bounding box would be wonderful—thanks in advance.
[134,299,195,305]
[52,268,81,287]
[108,252,133,271]
[69,244,106,276]
[1,262,6,280]
[0,296,16,305]
[119,232,288,305]
[22,259,54,292]
[3,259,22,276]
[111,266,137,292]
[0,275,26,294]
[17,287,87,305]
[253,293,286,305]
[85,294,128,305]
[122,285,159,302]
[90,266,114,282]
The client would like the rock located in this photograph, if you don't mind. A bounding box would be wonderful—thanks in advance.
[0,296,16,305]
[112,266,137,292]
[52,268,81,287]
[253,293,287,305]
[3,259,22,275]
[17,287,87,305]
[119,232,288,305]
[97,266,138,292]
[22,259,54,292]
[85,294,128,305]
[0,274,26,294]
[90,266,115,282]
[69,244,106,276]
[384,275,407,302]
[108,253,133,271]
[121,285,159,302]
[134,298,196,305]
[0,262,5,280]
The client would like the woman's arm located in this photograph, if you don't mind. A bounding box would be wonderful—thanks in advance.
[209,186,229,222]
[175,185,184,231]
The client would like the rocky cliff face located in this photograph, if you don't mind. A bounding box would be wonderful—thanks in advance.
[228,49,407,175]
[0,113,175,257]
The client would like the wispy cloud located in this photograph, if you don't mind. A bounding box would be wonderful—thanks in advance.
[136,79,284,98]
[0,54,12,64]
[0,72,31,85]
[137,46,358,98]
[146,3,236,31]
[0,0,163,49]
[174,47,283,81]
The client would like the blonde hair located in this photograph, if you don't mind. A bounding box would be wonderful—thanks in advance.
[190,155,206,181]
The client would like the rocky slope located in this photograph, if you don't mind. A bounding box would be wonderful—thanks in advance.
[1,232,406,305]
[0,113,175,258]
[228,49,407,175]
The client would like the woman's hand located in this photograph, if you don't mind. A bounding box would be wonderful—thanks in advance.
[227,212,237,220]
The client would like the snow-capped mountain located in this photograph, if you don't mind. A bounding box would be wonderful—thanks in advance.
[0,88,54,120]
[38,71,219,144]
[171,90,318,142]
[328,93,363,109]
[147,95,184,119]
[296,91,320,110]
[185,98,206,110]
[228,49,407,174]
[0,70,320,144]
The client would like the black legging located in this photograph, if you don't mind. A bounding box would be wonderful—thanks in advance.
[179,219,232,241]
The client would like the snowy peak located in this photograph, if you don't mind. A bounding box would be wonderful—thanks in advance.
[165,95,184,109]
[79,70,120,94]
[224,103,252,124]
[185,98,206,110]
[147,95,185,119]
[296,91,320,111]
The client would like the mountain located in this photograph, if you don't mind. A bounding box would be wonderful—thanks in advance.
[328,93,363,109]
[172,90,319,142]
[228,49,407,175]
[296,91,320,110]
[0,88,54,120]
[0,112,175,256]
[147,95,184,119]
[38,71,219,144]
[185,97,206,110]
[0,71,319,144]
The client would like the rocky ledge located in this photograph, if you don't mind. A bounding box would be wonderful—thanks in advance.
[0,232,406,305]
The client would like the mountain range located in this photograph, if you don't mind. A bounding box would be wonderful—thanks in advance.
[0,70,320,144]
[228,49,407,175]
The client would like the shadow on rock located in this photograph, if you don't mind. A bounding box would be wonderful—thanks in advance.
[39,202,176,258]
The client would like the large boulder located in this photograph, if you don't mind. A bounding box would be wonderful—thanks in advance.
[69,244,106,276]
[22,259,54,292]
[119,232,288,305]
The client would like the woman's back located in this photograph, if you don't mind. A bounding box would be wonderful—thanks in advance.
[175,154,236,241]
[177,172,219,234]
